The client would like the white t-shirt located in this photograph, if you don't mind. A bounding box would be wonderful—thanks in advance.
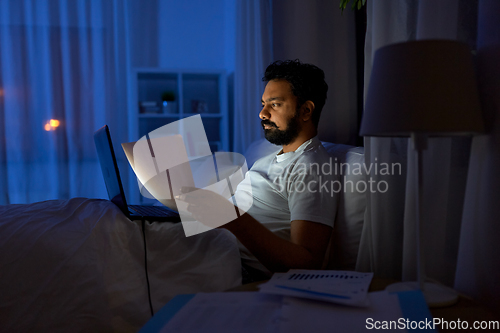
[234,136,339,274]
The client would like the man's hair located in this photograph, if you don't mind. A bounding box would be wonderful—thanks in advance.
[262,59,328,128]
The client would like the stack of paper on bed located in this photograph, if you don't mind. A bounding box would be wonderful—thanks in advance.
[258,270,374,307]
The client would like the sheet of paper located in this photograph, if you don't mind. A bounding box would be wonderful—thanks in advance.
[159,292,283,333]
[278,291,406,333]
[259,270,373,307]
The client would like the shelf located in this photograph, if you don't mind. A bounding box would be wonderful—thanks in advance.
[128,68,229,205]
[182,113,223,118]
[138,113,224,118]
[138,113,180,118]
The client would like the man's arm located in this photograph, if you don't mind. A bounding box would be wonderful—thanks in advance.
[178,186,333,273]
[223,213,332,273]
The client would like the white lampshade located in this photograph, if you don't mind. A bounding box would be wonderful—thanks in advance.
[360,40,484,137]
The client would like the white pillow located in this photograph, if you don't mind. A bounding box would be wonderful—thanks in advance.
[323,145,366,270]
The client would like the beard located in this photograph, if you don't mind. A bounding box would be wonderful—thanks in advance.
[261,110,301,146]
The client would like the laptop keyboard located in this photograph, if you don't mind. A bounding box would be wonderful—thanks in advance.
[129,205,177,217]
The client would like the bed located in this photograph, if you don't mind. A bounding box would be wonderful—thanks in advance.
[0,198,241,332]
[0,139,368,332]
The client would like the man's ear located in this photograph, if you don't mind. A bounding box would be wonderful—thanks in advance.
[301,101,315,122]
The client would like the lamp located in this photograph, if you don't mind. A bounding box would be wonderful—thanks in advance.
[360,40,484,307]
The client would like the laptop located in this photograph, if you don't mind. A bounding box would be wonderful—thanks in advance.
[94,125,181,222]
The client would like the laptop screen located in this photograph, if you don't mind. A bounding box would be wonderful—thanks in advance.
[94,125,129,216]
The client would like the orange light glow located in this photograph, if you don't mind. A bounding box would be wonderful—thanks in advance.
[44,119,61,131]
[50,119,60,127]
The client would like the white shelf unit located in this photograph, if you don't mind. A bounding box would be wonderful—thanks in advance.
[127,68,229,204]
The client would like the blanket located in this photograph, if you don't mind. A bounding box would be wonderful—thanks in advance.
[0,198,241,332]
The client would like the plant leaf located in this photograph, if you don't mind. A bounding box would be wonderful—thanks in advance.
[340,0,347,11]
[340,0,366,12]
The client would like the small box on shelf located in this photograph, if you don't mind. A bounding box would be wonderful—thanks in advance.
[139,101,161,114]
[191,99,209,113]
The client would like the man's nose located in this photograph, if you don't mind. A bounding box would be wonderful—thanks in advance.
[259,105,270,120]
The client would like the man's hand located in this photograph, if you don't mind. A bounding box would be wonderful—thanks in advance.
[176,186,239,229]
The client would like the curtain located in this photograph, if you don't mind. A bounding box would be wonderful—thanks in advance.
[357,0,500,311]
[232,0,273,154]
[455,0,500,312]
[0,0,137,204]
[356,0,415,280]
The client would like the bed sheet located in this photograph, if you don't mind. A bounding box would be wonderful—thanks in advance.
[0,198,241,332]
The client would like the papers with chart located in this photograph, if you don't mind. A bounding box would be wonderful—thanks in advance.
[258,270,374,307]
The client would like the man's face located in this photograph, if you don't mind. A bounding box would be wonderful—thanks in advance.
[260,79,301,146]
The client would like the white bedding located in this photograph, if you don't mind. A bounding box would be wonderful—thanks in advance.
[0,198,241,332]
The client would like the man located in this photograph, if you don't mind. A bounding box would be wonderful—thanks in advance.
[182,60,338,281]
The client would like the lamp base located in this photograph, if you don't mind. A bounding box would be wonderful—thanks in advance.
[386,281,459,308]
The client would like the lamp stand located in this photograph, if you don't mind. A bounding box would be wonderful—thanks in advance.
[386,133,459,308]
